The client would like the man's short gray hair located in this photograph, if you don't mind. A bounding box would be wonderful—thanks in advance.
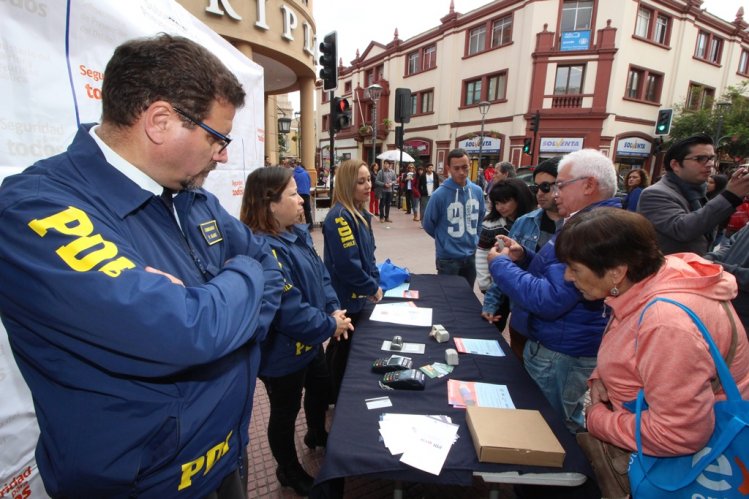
[496,162,516,177]
[558,149,617,198]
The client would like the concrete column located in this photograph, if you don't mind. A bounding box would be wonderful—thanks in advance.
[299,76,317,182]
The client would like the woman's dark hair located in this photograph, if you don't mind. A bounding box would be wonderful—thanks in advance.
[486,179,536,222]
[708,174,729,199]
[240,167,293,235]
[556,208,664,283]
[625,169,650,192]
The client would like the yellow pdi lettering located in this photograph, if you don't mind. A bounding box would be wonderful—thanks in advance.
[335,217,356,246]
[28,206,135,277]
[295,342,313,356]
[178,431,232,491]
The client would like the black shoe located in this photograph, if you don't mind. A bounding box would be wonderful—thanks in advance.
[304,429,328,449]
[385,219,392,222]
[276,463,313,497]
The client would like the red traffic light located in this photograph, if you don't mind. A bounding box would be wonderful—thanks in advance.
[336,98,350,113]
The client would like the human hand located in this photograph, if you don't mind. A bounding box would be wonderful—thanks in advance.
[726,167,749,198]
[590,378,610,406]
[146,266,184,286]
[497,235,524,262]
[332,309,354,341]
[480,311,501,323]
[368,287,384,303]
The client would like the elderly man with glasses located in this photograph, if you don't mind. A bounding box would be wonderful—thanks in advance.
[486,149,621,433]
[638,133,749,255]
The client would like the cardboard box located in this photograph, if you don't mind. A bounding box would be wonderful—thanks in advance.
[466,406,566,468]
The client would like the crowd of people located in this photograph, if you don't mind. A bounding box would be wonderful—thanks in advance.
[1,33,749,499]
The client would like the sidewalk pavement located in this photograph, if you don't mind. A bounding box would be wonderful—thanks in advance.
[246,205,516,498]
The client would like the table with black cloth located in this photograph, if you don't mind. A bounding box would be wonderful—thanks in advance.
[311,274,592,498]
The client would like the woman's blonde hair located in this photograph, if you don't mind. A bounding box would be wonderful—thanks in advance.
[332,159,369,225]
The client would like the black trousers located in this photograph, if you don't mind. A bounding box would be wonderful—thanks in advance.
[203,468,245,499]
[260,346,329,468]
[300,193,312,227]
[379,192,392,220]
[325,311,362,403]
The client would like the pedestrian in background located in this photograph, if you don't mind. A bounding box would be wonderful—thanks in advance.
[370,162,381,217]
[375,160,396,223]
[412,165,423,222]
[418,162,440,225]
[293,160,313,230]
[622,168,649,212]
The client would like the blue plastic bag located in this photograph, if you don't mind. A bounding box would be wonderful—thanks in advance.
[629,297,749,498]
[377,259,409,291]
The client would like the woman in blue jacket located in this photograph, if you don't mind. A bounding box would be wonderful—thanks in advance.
[241,168,353,496]
[323,159,383,401]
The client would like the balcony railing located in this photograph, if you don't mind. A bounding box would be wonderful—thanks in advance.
[551,94,584,108]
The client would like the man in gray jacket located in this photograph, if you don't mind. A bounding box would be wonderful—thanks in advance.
[705,223,749,334]
[637,133,749,255]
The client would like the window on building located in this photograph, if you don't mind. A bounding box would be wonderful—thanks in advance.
[634,6,671,46]
[424,45,437,70]
[465,79,482,105]
[487,72,508,101]
[410,94,418,116]
[322,114,329,132]
[407,51,420,75]
[491,15,513,48]
[695,30,723,64]
[739,49,749,76]
[468,25,486,55]
[686,83,715,111]
[625,66,662,103]
[561,0,593,32]
[420,90,434,114]
[322,92,330,103]
[554,65,584,94]
[344,81,352,93]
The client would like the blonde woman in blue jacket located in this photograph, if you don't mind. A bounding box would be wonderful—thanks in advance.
[323,159,383,401]
[241,167,352,496]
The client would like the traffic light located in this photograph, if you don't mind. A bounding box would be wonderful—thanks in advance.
[395,125,404,149]
[523,138,532,154]
[331,97,351,132]
[395,88,412,123]
[319,31,337,91]
[655,108,673,136]
[529,111,540,133]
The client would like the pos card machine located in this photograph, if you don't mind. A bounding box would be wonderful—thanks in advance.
[381,369,426,390]
[372,355,413,374]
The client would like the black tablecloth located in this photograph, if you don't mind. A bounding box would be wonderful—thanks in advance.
[311,274,592,496]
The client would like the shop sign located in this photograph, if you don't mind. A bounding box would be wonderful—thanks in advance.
[403,139,431,155]
[616,137,652,157]
[560,30,590,51]
[458,136,501,154]
[539,137,583,153]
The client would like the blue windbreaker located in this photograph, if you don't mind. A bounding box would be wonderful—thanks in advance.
[293,165,311,196]
[422,178,486,259]
[0,125,283,498]
[489,198,621,357]
[259,225,340,377]
[323,203,379,314]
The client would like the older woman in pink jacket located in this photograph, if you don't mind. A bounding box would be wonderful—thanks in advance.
[555,208,749,456]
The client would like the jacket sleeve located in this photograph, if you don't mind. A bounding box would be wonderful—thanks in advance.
[637,186,736,243]
[422,191,439,237]
[482,284,504,314]
[488,254,581,320]
[375,170,385,188]
[323,210,379,297]
[705,226,749,290]
[587,303,717,454]
[270,243,336,346]
[0,196,283,379]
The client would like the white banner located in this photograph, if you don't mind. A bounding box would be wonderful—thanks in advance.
[616,136,652,157]
[539,137,584,153]
[0,1,264,495]
[459,136,501,154]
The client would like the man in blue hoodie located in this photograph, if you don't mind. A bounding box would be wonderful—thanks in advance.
[487,149,621,433]
[0,35,283,498]
[423,148,486,288]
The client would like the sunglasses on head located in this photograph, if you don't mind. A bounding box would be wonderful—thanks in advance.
[530,181,553,194]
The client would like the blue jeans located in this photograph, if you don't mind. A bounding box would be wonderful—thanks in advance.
[436,254,476,289]
[523,339,596,433]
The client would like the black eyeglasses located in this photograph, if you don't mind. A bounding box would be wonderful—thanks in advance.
[173,107,232,153]
[683,155,716,165]
[530,182,554,194]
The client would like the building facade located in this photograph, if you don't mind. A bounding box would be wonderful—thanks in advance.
[177,0,317,172]
[317,0,749,179]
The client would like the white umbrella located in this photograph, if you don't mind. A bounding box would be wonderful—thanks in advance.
[377,149,415,163]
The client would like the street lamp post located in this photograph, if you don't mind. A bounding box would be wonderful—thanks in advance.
[477,101,491,182]
[277,112,292,161]
[714,101,731,158]
[367,84,383,166]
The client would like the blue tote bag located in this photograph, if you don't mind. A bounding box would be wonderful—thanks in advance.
[377,259,409,291]
[629,297,749,498]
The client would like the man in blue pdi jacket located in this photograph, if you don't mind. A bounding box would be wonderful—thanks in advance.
[0,35,284,498]
[422,148,486,289]
[487,149,621,433]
